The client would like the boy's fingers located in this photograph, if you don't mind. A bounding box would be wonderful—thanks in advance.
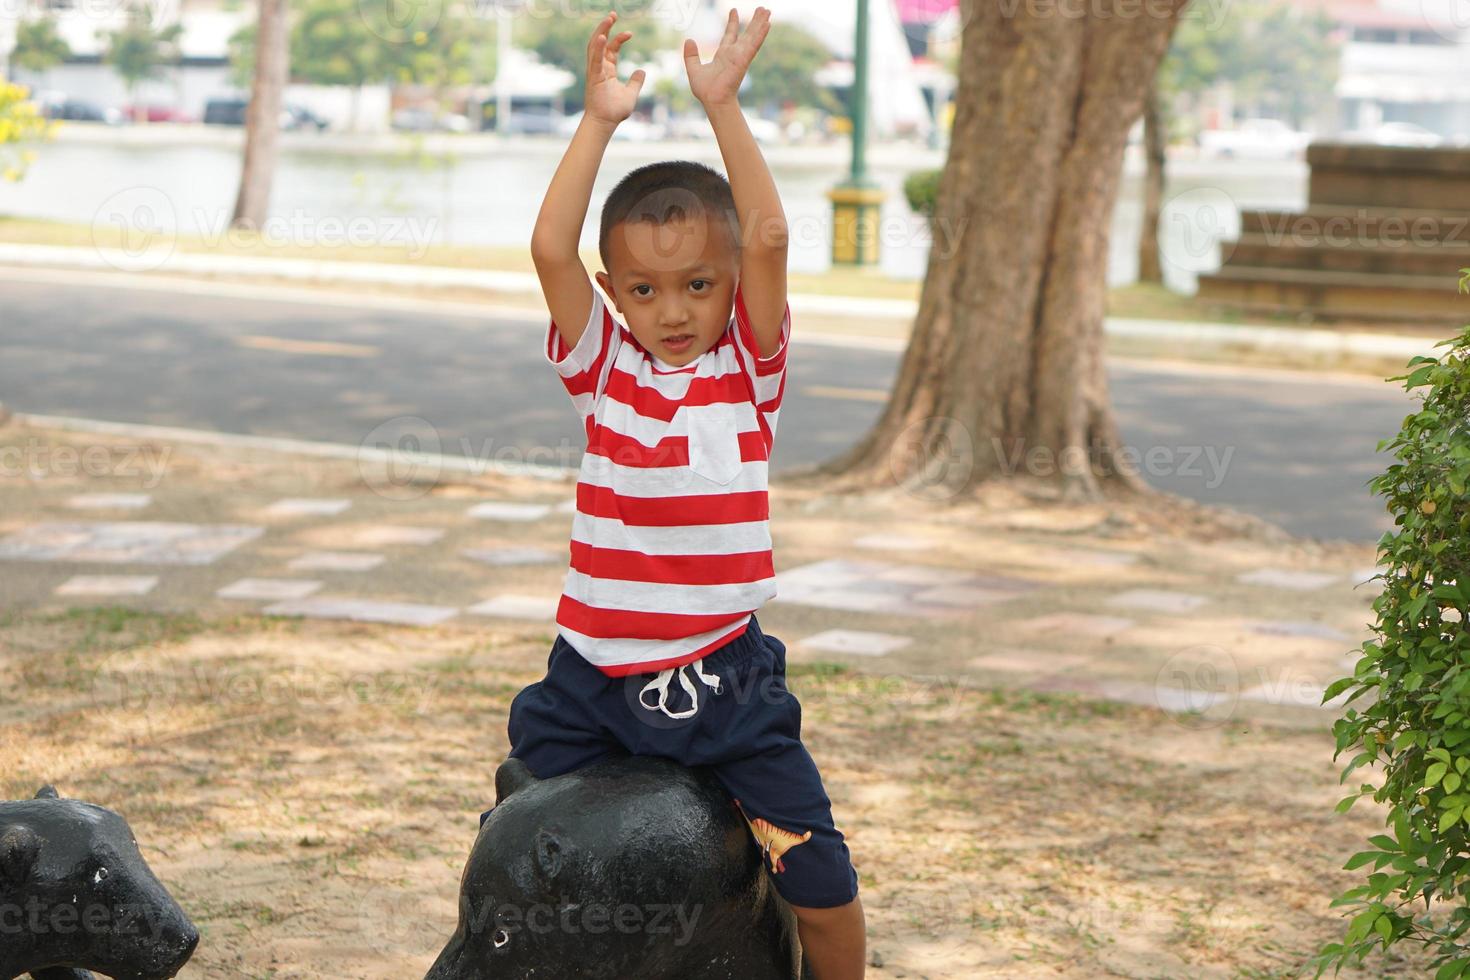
[681,37,701,70]
[628,68,647,99]
[606,29,633,56]
[720,7,739,47]
[587,33,606,78]
[741,7,770,50]
[588,11,615,51]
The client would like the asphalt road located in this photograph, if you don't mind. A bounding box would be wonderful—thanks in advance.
[0,273,1410,542]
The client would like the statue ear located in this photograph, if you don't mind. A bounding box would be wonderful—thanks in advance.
[0,826,40,886]
[534,830,563,880]
[494,758,537,805]
[34,785,59,800]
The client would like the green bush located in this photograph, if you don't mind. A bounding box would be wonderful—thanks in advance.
[903,168,941,219]
[1314,271,1470,978]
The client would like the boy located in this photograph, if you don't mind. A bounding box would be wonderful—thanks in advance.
[497,8,867,979]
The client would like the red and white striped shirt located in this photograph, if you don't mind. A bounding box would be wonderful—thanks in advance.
[544,283,791,677]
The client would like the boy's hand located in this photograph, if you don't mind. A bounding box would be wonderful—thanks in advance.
[585,12,647,126]
[683,7,771,109]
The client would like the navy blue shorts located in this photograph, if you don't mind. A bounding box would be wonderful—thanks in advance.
[481,614,860,909]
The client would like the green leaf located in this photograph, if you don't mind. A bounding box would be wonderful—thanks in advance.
[1375,911,1394,944]
[1428,762,1449,786]
[1435,958,1467,980]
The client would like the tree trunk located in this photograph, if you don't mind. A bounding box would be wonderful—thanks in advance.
[230,0,288,230]
[816,2,1187,504]
[1138,84,1166,285]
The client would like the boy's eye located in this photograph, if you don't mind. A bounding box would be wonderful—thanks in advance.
[690,279,709,292]
[632,285,652,297]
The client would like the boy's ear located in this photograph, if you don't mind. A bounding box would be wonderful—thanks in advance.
[594,271,619,312]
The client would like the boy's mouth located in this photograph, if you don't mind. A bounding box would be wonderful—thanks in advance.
[663,334,695,353]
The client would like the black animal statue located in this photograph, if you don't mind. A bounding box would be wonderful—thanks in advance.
[426,754,817,980]
[0,785,198,980]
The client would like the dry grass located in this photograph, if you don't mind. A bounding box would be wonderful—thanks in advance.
[0,607,1439,979]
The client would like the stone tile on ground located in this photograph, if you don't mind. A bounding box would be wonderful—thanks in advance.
[265,498,352,517]
[66,493,152,510]
[1250,620,1353,642]
[1239,680,1349,711]
[553,499,578,514]
[262,597,459,627]
[1098,679,1233,716]
[460,547,561,567]
[467,502,552,521]
[853,533,929,551]
[969,649,1094,674]
[342,526,446,547]
[1013,612,1135,639]
[1035,547,1140,568]
[54,574,158,597]
[912,585,1019,608]
[1236,568,1340,591]
[1105,588,1210,614]
[774,558,1040,619]
[797,629,913,657]
[216,578,323,601]
[0,522,263,565]
[466,594,559,620]
[287,551,385,572]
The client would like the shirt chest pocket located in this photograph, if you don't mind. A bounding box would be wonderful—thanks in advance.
[684,404,744,486]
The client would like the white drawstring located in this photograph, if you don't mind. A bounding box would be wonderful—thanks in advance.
[639,657,723,719]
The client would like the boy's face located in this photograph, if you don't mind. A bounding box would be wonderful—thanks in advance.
[595,212,740,368]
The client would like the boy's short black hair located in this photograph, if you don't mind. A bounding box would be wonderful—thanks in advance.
[598,160,742,270]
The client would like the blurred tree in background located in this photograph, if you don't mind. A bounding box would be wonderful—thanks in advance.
[1139,0,1340,283]
[742,22,834,113]
[101,3,183,121]
[11,16,71,89]
[520,2,667,104]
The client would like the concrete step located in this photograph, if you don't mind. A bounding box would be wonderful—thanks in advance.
[1239,206,1470,245]
[1225,233,1470,279]
[1308,142,1470,210]
[1197,266,1469,324]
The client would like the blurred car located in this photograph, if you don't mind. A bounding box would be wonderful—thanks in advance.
[391,107,471,133]
[1198,118,1311,159]
[1338,122,1442,148]
[746,116,781,144]
[282,105,329,131]
[553,110,658,141]
[204,97,330,130]
[40,96,124,125]
[504,108,562,135]
[123,104,194,124]
[203,97,247,125]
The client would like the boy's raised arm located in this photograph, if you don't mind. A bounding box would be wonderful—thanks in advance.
[531,12,646,351]
[684,7,788,359]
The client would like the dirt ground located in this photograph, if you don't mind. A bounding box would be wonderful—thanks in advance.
[0,605,1437,979]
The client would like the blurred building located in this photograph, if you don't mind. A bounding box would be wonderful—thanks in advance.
[0,0,391,129]
[1288,0,1470,137]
